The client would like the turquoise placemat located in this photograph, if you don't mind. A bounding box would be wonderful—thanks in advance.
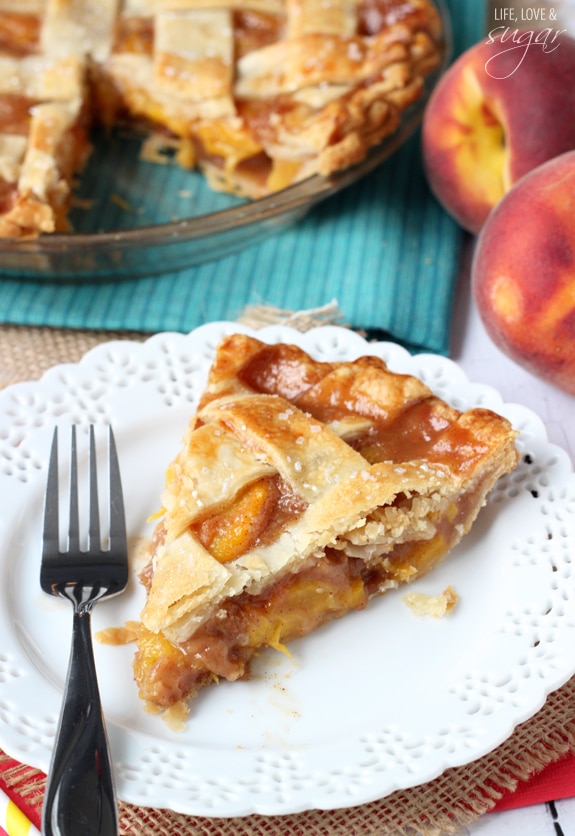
[0,0,482,355]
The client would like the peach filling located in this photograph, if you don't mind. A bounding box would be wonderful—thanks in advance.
[194,478,279,564]
[0,13,40,55]
[192,475,308,563]
[134,529,455,711]
[134,478,481,712]
[134,549,366,709]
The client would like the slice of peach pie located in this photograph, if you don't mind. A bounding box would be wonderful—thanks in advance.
[134,334,519,719]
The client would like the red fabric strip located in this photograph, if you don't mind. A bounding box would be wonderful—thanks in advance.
[492,755,575,811]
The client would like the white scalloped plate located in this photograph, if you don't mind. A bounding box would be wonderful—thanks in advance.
[1,323,575,817]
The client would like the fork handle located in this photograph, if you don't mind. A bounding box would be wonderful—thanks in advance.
[42,608,118,836]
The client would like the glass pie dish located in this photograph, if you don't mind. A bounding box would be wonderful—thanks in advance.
[0,1,451,283]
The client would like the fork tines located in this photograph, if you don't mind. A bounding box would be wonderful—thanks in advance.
[42,424,126,563]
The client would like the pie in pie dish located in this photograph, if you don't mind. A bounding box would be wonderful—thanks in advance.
[133,334,519,720]
[0,0,444,237]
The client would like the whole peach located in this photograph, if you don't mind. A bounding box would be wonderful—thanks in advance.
[472,151,575,395]
[422,30,575,234]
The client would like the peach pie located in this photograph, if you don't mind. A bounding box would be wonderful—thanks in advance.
[0,0,443,237]
[134,334,519,719]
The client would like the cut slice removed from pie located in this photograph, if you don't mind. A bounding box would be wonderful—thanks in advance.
[133,334,519,720]
[0,0,444,237]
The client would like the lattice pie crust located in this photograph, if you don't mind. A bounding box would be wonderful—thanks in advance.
[0,0,443,237]
[133,334,519,720]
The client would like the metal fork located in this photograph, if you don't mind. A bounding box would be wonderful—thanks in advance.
[41,425,128,836]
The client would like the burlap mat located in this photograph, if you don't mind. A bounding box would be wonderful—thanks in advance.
[2,321,575,836]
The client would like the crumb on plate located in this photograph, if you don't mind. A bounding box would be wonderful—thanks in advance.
[402,585,459,618]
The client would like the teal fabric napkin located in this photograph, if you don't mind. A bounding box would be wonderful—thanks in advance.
[0,0,482,355]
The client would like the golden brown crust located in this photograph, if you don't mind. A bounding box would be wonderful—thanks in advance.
[0,48,88,236]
